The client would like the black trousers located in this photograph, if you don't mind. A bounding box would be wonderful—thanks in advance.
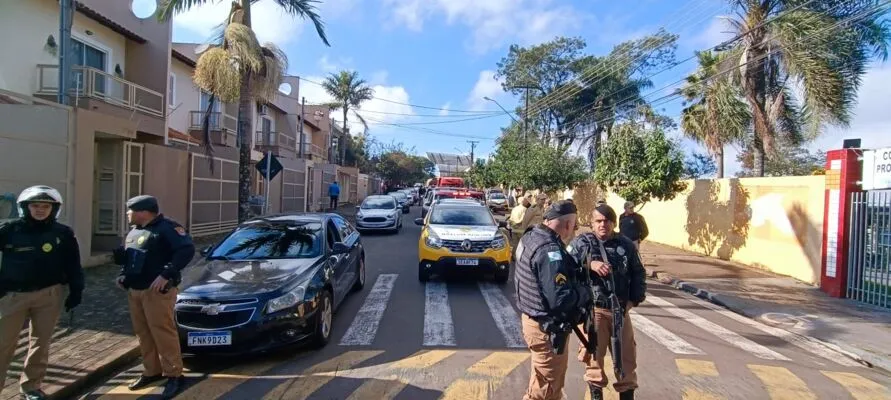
[329,196,339,209]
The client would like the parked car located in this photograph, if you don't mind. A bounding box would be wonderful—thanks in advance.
[355,195,402,233]
[486,192,508,214]
[175,213,365,356]
[388,192,411,213]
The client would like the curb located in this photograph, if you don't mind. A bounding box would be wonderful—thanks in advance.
[644,270,890,373]
[49,344,140,400]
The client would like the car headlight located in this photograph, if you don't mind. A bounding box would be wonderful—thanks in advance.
[425,231,442,249]
[491,234,507,249]
[267,286,306,314]
[387,212,396,219]
[357,213,364,220]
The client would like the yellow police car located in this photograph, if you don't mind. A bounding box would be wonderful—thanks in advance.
[414,200,512,283]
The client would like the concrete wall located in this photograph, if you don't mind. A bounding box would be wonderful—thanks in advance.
[168,58,200,134]
[143,143,190,223]
[572,176,827,285]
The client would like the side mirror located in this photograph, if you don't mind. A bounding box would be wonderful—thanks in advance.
[414,218,424,226]
[200,246,213,256]
[332,242,350,254]
[355,206,361,211]
[498,220,508,228]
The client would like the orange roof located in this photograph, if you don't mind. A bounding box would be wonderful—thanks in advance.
[168,128,201,144]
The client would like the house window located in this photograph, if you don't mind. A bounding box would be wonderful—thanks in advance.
[168,73,176,107]
[71,38,108,94]
[261,117,274,145]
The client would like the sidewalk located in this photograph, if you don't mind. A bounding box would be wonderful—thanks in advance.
[1,205,360,400]
[641,241,891,373]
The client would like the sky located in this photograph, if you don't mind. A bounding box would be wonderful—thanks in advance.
[145,0,891,177]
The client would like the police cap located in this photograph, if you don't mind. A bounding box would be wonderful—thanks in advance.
[543,200,577,220]
[126,195,159,213]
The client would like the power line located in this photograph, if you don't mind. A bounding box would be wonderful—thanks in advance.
[355,116,498,140]
[363,112,511,126]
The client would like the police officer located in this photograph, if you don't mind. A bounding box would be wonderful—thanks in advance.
[0,186,84,400]
[567,204,646,400]
[514,200,592,400]
[113,195,194,399]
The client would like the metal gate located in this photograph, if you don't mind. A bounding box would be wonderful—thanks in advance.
[93,141,142,235]
[847,190,891,309]
[306,166,314,212]
[281,167,305,212]
[189,153,239,237]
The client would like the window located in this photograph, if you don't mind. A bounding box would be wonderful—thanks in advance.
[208,221,323,260]
[199,90,222,130]
[168,73,176,107]
[430,207,495,226]
[361,197,396,210]
[261,117,274,145]
[326,221,342,250]
[71,38,108,94]
[332,216,354,239]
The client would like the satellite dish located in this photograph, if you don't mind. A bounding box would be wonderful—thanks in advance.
[194,43,210,55]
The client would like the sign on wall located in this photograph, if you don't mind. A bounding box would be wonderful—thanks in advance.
[862,147,891,190]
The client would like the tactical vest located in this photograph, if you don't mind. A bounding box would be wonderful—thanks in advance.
[0,220,69,291]
[513,225,553,318]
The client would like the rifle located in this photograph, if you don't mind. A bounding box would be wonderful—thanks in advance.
[596,236,626,380]
[578,236,597,355]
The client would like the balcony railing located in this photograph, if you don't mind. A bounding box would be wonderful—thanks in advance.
[189,111,237,132]
[35,64,164,118]
[255,131,297,149]
[299,142,324,159]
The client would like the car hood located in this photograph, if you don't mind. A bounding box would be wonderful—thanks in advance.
[180,257,321,298]
[429,225,498,240]
[358,209,397,217]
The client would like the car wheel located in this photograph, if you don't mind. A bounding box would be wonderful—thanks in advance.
[311,290,333,348]
[418,263,430,282]
[352,257,366,292]
[494,271,510,284]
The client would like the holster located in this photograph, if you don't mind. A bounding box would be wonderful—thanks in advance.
[541,320,572,355]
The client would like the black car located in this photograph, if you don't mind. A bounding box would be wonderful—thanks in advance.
[175,213,365,356]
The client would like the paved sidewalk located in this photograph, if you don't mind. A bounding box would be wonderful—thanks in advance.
[1,204,363,400]
[641,241,891,373]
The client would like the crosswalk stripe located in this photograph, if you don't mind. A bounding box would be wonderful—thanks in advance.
[262,350,383,400]
[477,282,526,348]
[681,293,861,367]
[175,361,281,400]
[424,282,457,346]
[647,294,790,361]
[821,371,891,400]
[748,364,816,400]
[348,350,457,400]
[340,274,398,346]
[630,311,704,355]
[676,359,724,400]
[439,351,529,399]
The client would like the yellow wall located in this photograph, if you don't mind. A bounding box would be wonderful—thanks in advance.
[571,177,826,285]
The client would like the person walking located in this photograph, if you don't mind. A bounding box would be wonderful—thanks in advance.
[0,186,84,400]
[567,204,647,400]
[328,181,341,210]
[114,195,195,399]
[514,200,592,400]
[619,201,649,249]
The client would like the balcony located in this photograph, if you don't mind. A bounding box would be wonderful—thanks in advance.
[35,64,165,135]
[189,111,237,147]
[255,130,297,157]
[299,142,325,161]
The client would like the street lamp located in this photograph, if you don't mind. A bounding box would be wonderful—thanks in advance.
[484,96,528,148]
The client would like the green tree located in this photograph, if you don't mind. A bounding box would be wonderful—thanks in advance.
[593,124,687,205]
[374,151,434,186]
[158,0,330,223]
[735,137,826,176]
[487,124,589,192]
[322,70,374,164]
[724,0,890,176]
[678,51,751,178]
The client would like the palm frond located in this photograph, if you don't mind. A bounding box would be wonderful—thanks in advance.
[224,22,264,72]
[351,110,370,132]
[193,47,241,102]
[251,43,288,102]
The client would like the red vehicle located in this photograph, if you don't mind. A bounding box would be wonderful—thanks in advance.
[438,188,485,204]
[428,177,465,188]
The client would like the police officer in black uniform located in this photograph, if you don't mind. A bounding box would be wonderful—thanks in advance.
[514,200,592,400]
[113,195,194,399]
[0,186,84,400]
[567,204,646,400]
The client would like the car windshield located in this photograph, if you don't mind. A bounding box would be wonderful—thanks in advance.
[209,221,322,260]
[389,192,407,200]
[489,193,505,199]
[362,197,396,210]
[430,207,495,226]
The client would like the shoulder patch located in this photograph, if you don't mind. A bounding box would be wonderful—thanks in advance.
[617,246,626,256]
[555,273,567,286]
[547,251,562,262]
[174,226,187,236]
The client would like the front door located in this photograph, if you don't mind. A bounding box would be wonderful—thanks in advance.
[92,141,143,237]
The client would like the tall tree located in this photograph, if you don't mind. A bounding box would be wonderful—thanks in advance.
[159,0,330,223]
[321,70,374,165]
[679,51,751,178]
[736,137,827,176]
[725,0,890,176]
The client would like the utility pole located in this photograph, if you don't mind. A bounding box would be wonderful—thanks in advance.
[523,87,530,146]
[58,0,74,105]
[298,97,306,158]
[467,140,478,165]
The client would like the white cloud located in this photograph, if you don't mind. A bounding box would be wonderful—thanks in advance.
[298,77,416,135]
[439,102,451,116]
[370,70,389,85]
[382,0,585,53]
[466,70,506,111]
[691,16,737,49]
[316,55,354,73]
[171,0,306,46]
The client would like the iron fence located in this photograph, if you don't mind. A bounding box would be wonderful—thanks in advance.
[847,190,891,309]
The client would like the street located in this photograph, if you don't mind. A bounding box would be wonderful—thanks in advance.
[79,207,891,400]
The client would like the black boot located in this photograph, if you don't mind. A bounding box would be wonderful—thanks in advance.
[588,384,604,400]
[620,389,635,400]
[161,376,184,399]
[128,375,163,390]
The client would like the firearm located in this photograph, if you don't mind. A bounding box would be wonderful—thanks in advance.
[595,236,625,380]
[543,321,572,355]
[578,236,597,355]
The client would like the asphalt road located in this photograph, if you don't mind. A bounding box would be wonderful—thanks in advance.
[80,206,891,400]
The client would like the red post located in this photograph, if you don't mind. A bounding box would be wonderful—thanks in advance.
[820,149,862,297]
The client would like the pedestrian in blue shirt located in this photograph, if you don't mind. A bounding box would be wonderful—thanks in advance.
[328,182,340,210]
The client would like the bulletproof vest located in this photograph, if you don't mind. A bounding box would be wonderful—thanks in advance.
[579,232,634,305]
[120,217,177,289]
[513,225,553,318]
[0,220,69,291]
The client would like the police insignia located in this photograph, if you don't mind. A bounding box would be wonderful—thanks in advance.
[137,236,146,245]
[566,244,573,253]
[41,243,53,252]
[617,247,626,256]
[175,226,187,236]
[547,251,562,261]
[555,273,567,286]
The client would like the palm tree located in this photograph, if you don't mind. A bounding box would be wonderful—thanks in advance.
[679,51,751,178]
[723,0,890,176]
[158,0,330,223]
[321,70,374,165]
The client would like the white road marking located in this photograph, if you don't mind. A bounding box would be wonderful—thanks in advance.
[478,282,527,348]
[682,294,862,367]
[647,294,791,361]
[423,282,456,346]
[340,274,398,346]
[629,311,705,355]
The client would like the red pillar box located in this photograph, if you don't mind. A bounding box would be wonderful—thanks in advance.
[820,149,863,297]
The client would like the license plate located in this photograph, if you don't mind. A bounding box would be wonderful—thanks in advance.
[187,331,232,347]
[456,258,479,266]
